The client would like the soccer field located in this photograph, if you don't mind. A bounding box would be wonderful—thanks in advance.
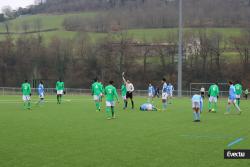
[0,95,249,167]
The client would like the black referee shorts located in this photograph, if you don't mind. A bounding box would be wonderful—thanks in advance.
[126,92,133,99]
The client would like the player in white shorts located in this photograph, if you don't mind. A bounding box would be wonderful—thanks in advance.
[21,80,32,110]
[168,83,174,104]
[192,94,203,122]
[148,83,154,103]
[37,81,45,105]
[161,78,168,111]
[56,79,65,104]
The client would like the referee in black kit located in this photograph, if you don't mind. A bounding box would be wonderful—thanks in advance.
[122,72,135,110]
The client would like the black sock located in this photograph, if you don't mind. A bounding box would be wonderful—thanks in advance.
[111,107,114,117]
[131,100,134,109]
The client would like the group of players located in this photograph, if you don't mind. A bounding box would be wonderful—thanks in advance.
[191,81,244,122]
[21,79,65,110]
[21,74,246,121]
[91,73,135,119]
[91,75,176,119]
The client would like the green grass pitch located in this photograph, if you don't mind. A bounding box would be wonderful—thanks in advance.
[0,95,249,167]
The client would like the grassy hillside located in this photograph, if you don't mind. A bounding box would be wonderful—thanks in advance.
[0,12,97,33]
[0,12,244,43]
[128,28,242,42]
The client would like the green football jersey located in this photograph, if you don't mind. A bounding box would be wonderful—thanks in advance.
[104,85,118,101]
[121,84,127,96]
[21,82,31,95]
[208,84,219,97]
[100,83,104,93]
[56,81,64,91]
[235,84,242,95]
[91,82,102,95]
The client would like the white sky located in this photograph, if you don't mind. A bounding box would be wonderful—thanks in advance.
[0,0,34,12]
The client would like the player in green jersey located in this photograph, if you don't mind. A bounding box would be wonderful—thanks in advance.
[56,79,65,104]
[99,81,104,102]
[121,83,127,109]
[21,80,32,110]
[208,83,219,112]
[104,81,119,119]
[235,81,243,106]
[91,78,103,112]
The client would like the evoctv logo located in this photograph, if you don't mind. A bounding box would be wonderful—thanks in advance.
[224,150,250,159]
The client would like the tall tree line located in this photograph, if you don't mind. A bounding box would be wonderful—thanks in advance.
[0,30,250,89]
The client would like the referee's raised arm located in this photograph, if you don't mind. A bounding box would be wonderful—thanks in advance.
[122,72,127,85]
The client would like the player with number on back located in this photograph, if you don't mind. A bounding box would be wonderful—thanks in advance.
[208,83,219,112]
[91,78,103,112]
[21,80,32,110]
[56,79,65,104]
[104,81,119,120]
[235,81,242,107]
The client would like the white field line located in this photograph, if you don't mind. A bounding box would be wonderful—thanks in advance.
[180,134,233,140]
[0,99,93,104]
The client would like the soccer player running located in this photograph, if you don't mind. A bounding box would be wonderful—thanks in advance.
[122,72,135,110]
[148,83,154,103]
[191,93,203,122]
[121,83,127,109]
[235,81,243,107]
[161,78,168,111]
[56,79,65,104]
[208,83,219,112]
[37,81,45,106]
[104,81,119,120]
[21,80,32,110]
[91,78,103,112]
[225,81,241,115]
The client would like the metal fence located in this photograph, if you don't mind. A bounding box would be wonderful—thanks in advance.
[0,87,230,97]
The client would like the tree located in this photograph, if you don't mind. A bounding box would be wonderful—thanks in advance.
[232,30,250,78]
[2,6,14,19]
[0,14,5,22]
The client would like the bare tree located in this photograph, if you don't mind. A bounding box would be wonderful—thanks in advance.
[232,30,250,77]
[2,6,13,18]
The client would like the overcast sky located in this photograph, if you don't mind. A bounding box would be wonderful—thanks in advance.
[0,0,34,12]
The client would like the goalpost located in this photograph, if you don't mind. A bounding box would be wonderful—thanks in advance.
[189,83,228,97]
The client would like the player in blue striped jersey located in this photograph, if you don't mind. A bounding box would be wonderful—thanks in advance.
[148,83,155,103]
[192,94,203,122]
[162,78,168,111]
[225,81,241,114]
[37,81,45,105]
[168,83,174,104]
